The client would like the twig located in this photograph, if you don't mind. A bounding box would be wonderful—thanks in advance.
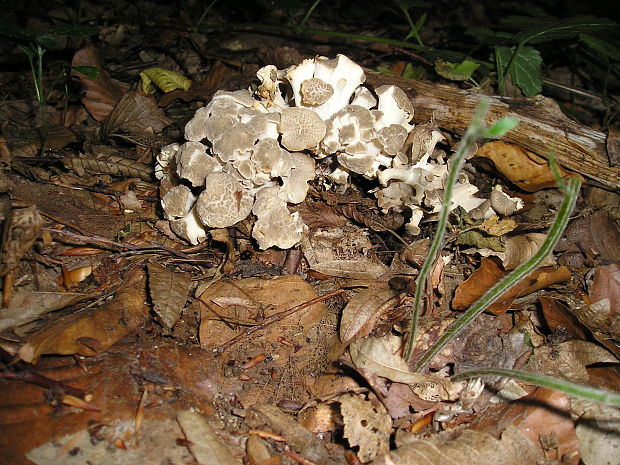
[0,369,85,398]
[214,289,345,354]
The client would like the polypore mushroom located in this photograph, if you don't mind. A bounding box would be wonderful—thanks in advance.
[251,138,292,178]
[161,185,196,220]
[156,142,179,179]
[374,85,414,132]
[279,107,326,152]
[252,187,307,250]
[169,207,207,244]
[195,172,253,228]
[175,141,221,187]
[300,78,334,106]
[279,152,315,203]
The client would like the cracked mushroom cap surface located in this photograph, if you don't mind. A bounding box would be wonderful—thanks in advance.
[161,185,196,220]
[195,172,254,228]
[175,141,221,187]
[300,78,334,106]
[252,187,307,250]
[279,107,326,152]
[279,152,315,204]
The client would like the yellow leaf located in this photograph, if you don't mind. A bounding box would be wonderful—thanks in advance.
[139,67,192,94]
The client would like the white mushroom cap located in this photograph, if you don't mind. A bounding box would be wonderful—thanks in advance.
[375,124,408,156]
[195,172,254,228]
[175,141,221,187]
[312,54,366,120]
[285,58,317,108]
[252,187,308,250]
[321,105,376,155]
[351,86,377,109]
[279,152,315,204]
[169,206,207,244]
[256,64,287,108]
[161,185,197,220]
[375,85,414,132]
[490,185,523,216]
[279,107,326,152]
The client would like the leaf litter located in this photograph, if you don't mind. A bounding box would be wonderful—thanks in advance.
[0,2,619,465]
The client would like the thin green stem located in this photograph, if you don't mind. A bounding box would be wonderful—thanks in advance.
[403,100,491,360]
[298,0,323,29]
[412,175,582,372]
[452,368,620,407]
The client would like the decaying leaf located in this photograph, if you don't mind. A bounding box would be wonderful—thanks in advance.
[452,257,571,315]
[562,210,620,264]
[475,141,569,192]
[349,336,462,401]
[140,67,192,94]
[18,270,147,363]
[102,91,172,137]
[177,410,242,465]
[578,263,620,342]
[0,205,42,275]
[300,227,389,279]
[370,427,544,465]
[198,275,327,349]
[502,233,554,270]
[525,340,618,383]
[147,261,191,333]
[339,288,399,345]
[71,45,127,121]
[338,393,391,462]
[573,398,620,465]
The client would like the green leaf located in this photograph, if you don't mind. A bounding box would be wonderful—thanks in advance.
[72,65,100,80]
[579,33,620,62]
[435,59,480,81]
[455,230,504,251]
[140,67,192,94]
[515,15,616,45]
[495,46,542,96]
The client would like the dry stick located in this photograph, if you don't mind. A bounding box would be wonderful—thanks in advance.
[214,289,345,355]
[0,370,85,398]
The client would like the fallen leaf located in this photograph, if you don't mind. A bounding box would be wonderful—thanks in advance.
[147,261,191,332]
[71,45,127,121]
[579,264,620,342]
[502,233,553,270]
[339,288,399,345]
[0,205,42,274]
[573,398,620,465]
[561,210,620,264]
[452,257,571,315]
[18,270,148,363]
[338,393,391,462]
[475,141,570,192]
[177,410,242,465]
[102,91,172,137]
[349,336,461,401]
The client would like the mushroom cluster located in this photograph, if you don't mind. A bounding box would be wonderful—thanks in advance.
[158,54,489,247]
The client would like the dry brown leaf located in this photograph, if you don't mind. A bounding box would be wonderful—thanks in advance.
[526,340,618,383]
[147,261,191,332]
[502,233,552,270]
[198,275,326,349]
[18,270,147,363]
[371,427,544,465]
[177,410,242,465]
[102,91,172,137]
[452,257,571,315]
[580,264,620,342]
[573,398,620,465]
[538,296,590,341]
[71,45,127,121]
[0,205,42,275]
[562,210,620,264]
[339,288,399,345]
[476,141,570,192]
[349,336,462,401]
[338,393,391,462]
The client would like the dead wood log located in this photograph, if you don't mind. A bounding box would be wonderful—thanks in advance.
[365,70,619,191]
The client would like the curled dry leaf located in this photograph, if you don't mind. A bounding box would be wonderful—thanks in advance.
[0,205,42,275]
[339,288,399,345]
[562,210,620,264]
[147,261,191,333]
[581,263,620,342]
[71,45,127,121]
[502,233,554,271]
[452,257,571,315]
[338,393,392,463]
[573,398,620,465]
[349,335,462,401]
[475,141,570,192]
